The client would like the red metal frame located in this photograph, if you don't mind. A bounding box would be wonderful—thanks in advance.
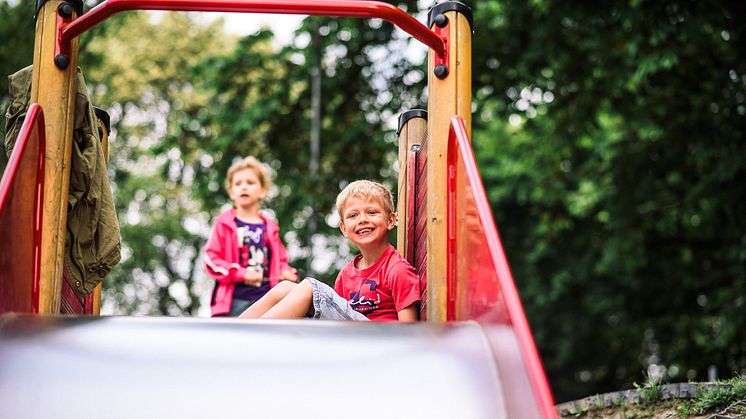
[432,16,449,75]
[446,116,556,418]
[54,4,74,66]
[446,153,456,320]
[59,0,446,56]
[0,104,46,314]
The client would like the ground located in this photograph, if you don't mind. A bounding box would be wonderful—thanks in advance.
[556,381,746,419]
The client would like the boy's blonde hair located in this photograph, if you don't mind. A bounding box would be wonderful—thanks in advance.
[225,156,272,192]
[335,180,395,218]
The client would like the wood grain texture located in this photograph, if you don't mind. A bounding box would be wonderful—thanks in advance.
[30,1,81,314]
[426,10,472,322]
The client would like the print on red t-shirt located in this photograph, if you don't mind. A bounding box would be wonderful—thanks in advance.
[334,245,420,322]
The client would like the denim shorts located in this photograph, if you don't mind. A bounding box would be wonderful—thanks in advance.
[307,278,369,321]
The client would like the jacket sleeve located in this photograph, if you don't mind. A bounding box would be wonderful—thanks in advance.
[203,223,246,284]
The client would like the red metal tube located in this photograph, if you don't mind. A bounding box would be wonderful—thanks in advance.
[61,0,445,55]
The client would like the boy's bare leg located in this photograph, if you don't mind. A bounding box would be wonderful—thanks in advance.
[260,279,314,319]
[239,281,296,318]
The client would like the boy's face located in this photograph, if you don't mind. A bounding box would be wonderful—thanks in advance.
[229,168,266,210]
[339,196,396,251]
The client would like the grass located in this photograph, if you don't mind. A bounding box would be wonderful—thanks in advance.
[633,375,663,403]
[559,376,746,418]
[682,377,746,416]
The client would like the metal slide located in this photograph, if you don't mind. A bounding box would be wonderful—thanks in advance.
[0,315,511,418]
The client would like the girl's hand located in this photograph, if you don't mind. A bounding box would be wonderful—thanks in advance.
[279,269,298,283]
[243,269,263,286]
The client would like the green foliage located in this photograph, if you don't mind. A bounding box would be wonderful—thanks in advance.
[184,3,424,279]
[464,0,746,401]
[0,0,34,172]
[1,0,744,403]
[78,12,235,315]
[690,377,746,414]
[633,377,663,404]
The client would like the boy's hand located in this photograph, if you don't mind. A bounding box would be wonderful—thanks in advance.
[279,269,298,283]
[243,269,263,286]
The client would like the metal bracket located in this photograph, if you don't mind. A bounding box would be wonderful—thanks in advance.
[432,14,450,79]
[54,2,75,69]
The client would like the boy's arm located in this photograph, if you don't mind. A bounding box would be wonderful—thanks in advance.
[390,261,421,321]
[397,303,419,322]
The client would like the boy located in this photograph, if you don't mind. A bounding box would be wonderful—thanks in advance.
[203,156,297,317]
[239,180,420,322]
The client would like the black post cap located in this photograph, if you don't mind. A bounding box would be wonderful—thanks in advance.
[36,0,84,21]
[427,2,473,33]
[397,109,428,136]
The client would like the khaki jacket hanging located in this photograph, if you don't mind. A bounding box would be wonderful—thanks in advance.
[4,65,121,297]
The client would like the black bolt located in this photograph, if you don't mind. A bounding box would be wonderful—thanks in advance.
[58,2,73,18]
[54,54,69,69]
[434,14,448,28]
[434,64,449,79]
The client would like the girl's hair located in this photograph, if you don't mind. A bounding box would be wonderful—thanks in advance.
[225,156,272,192]
[335,180,395,218]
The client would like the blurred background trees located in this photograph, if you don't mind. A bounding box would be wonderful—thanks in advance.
[1,0,743,402]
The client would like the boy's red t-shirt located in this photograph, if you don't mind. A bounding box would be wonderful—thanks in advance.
[334,244,420,321]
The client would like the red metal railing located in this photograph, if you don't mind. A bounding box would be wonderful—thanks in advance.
[0,104,46,314]
[60,0,446,56]
[446,116,557,418]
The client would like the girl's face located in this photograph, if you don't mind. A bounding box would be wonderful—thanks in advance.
[339,196,396,251]
[229,168,266,210]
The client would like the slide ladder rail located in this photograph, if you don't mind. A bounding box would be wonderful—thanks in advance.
[446,116,556,418]
[0,104,46,314]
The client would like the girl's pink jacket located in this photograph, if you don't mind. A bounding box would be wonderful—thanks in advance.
[203,208,294,316]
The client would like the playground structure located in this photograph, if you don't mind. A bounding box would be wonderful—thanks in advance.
[0,1,557,417]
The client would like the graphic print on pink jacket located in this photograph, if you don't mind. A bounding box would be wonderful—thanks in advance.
[203,208,294,316]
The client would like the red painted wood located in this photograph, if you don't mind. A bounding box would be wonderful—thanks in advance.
[405,149,417,266]
[61,0,445,55]
[0,104,45,314]
[413,136,428,319]
[60,265,93,314]
[447,116,556,417]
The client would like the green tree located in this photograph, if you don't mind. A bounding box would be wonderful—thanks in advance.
[183,1,425,281]
[466,0,746,401]
[80,12,235,315]
[0,0,35,172]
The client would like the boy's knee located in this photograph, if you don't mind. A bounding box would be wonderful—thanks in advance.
[269,280,295,298]
[276,280,296,291]
[298,278,314,295]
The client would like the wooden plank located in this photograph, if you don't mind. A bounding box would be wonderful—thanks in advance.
[415,232,428,274]
[426,10,472,322]
[397,114,426,259]
[31,0,81,314]
[60,271,85,314]
[405,149,418,265]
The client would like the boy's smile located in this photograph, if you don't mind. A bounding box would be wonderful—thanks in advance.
[340,196,396,251]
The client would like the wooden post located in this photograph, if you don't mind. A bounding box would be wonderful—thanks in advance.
[426,3,472,322]
[30,0,82,314]
[396,110,427,258]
